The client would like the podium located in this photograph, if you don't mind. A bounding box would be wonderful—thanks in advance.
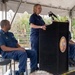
[39,22,69,74]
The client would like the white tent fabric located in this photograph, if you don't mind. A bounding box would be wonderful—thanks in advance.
[0,0,75,16]
[7,1,69,16]
[26,0,75,10]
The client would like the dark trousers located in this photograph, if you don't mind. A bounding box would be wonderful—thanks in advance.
[2,50,37,73]
[31,36,39,63]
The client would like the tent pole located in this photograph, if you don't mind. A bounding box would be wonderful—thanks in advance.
[5,2,7,19]
[69,10,72,32]
[11,0,22,25]
[1,1,7,20]
[1,2,4,20]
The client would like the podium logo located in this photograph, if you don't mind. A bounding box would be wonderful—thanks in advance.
[59,36,67,53]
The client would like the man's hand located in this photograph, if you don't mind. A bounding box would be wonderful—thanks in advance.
[17,47,26,51]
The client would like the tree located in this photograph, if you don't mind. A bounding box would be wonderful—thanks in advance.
[10,12,31,47]
[10,12,69,47]
[72,18,75,39]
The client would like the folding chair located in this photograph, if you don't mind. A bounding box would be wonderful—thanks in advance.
[0,56,12,75]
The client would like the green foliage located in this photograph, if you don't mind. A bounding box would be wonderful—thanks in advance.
[11,12,30,35]
[58,16,68,22]
[10,12,31,47]
[42,16,52,25]
[72,18,75,39]
[10,12,69,47]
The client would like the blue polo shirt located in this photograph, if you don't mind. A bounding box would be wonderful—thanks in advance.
[29,13,45,38]
[0,29,18,57]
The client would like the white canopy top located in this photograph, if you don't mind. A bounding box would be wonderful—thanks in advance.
[0,0,75,16]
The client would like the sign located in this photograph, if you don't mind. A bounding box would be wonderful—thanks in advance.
[59,36,67,53]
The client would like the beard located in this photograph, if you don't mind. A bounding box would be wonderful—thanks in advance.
[8,26,11,30]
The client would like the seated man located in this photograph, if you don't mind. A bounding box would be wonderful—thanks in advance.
[69,31,75,66]
[0,20,38,75]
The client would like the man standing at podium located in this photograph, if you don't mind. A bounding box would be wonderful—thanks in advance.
[29,4,46,64]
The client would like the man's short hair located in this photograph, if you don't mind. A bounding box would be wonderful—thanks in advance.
[0,20,9,28]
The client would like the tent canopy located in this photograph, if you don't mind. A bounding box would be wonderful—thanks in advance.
[0,0,75,16]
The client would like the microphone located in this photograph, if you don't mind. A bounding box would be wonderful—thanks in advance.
[48,11,57,18]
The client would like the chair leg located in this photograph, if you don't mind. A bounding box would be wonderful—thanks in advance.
[6,65,7,72]
[2,66,5,75]
[2,66,3,75]
[14,60,15,75]
[26,69,28,75]
[26,64,28,75]
[9,61,12,75]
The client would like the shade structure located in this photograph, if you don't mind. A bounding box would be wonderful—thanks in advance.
[0,0,75,16]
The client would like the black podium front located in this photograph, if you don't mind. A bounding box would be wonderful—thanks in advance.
[39,22,69,75]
